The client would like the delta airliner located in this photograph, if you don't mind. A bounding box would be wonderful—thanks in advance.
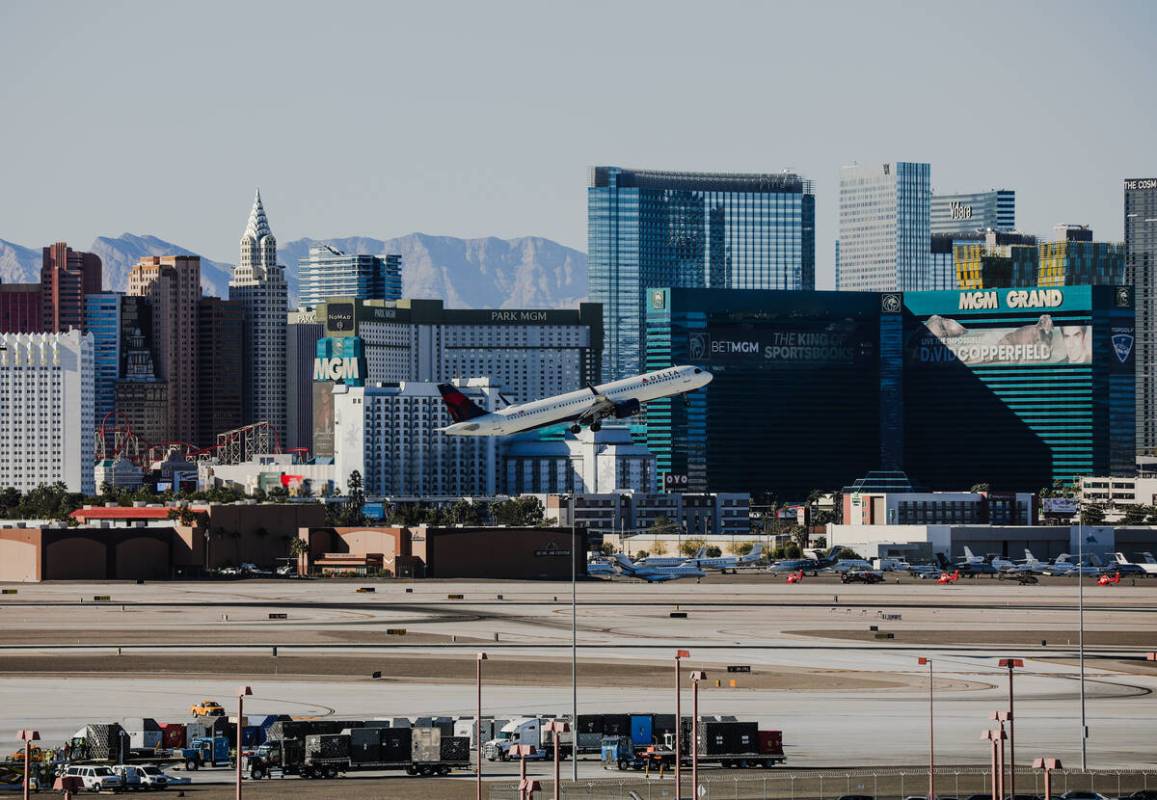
[437,365,713,436]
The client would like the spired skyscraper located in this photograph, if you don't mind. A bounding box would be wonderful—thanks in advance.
[230,190,288,441]
[588,166,815,380]
[837,162,931,291]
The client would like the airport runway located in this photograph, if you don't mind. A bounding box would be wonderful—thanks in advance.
[1,578,1155,770]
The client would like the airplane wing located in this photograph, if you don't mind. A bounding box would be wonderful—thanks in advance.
[577,385,616,424]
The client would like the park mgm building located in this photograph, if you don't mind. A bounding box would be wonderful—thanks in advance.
[645,285,1135,498]
[309,298,603,457]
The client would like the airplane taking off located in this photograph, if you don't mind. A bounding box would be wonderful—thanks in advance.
[611,553,706,583]
[437,366,713,436]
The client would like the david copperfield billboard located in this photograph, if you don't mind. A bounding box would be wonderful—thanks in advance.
[910,314,1093,367]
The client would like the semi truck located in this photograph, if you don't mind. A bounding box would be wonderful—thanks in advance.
[601,719,785,770]
[248,726,470,779]
[482,717,574,762]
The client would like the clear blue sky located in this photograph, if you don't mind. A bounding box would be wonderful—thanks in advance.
[1,0,1154,288]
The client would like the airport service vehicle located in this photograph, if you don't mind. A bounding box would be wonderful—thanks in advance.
[937,570,961,584]
[439,365,713,436]
[112,764,152,790]
[180,736,232,768]
[682,544,765,572]
[841,569,884,584]
[190,700,225,718]
[1112,552,1157,576]
[135,764,176,788]
[998,571,1039,585]
[611,553,706,583]
[60,764,124,792]
[833,558,875,574]
[872,558,910,572]
[482,717,573,762]
[1097,572,1121,586]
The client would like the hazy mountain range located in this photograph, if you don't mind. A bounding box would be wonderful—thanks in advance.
[0,233,588,309]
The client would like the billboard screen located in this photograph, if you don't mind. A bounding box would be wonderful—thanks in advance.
[908,314,1093,367]
[312,382,335,458]
[692,319,876,368]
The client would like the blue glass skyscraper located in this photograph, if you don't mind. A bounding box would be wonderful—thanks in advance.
[588,166,815,379]
[298,245,402,309]
[84,292,122,423]
[838,162,932,291]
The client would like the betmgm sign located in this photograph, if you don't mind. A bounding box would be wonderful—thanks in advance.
[314,336,367,385]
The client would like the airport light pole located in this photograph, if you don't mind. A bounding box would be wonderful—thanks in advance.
[674,649,689,800]
[991,711,1009,800]
[476,651,487,800]
[998,658,1024,798]
[918,658,935,800]
[570,500,578,783]
[689,670,707,799]
[1033,757,1062,800]
[18,729,38,800]
[981,730,998,800]
[235,685,252,800]
[1077,502,1088,770]
[545,719,570,800]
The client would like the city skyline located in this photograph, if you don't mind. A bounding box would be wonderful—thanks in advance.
[2,1,1155,290]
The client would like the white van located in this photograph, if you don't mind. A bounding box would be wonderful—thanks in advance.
[61,764,123,791]
[872,557,911,572]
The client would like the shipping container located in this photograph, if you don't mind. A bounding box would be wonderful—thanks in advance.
[158,723,186,750]
[758,730,784,756]
[602,714,630,737]
[411,727,442,763]
[439,736,470,762]
[305,733,350,762]
[577,714,604,735]
[381,727,412,763]
[629,715,654,747]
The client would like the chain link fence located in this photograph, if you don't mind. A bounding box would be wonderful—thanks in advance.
[489,768,1157,800]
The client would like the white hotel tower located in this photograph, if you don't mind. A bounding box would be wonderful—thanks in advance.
[230,190,288,441]
[0,331,94,493]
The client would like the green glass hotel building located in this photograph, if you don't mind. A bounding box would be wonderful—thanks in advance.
[646,285,1134,498]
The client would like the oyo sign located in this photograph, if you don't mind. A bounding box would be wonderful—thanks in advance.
[314,356,361,382]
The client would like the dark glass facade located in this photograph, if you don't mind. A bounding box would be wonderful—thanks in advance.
[647,286,1135,499]
[644,288,900,498]
[1125,178,1157,452]
[590,167,815,380]
[903,286,1135,490]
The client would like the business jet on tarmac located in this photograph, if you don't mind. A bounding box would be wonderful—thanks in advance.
[636,546,706,568]
[1111,552,1157,576]
[683,544,765,572]
[438,366,713,436]
[611,554,706,583]
[1005,549,1048,574]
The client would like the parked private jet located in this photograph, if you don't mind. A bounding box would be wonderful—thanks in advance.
[637,547,705,568]
[682,544,765,572]
[437,366,713,436]
[1111,552,1157,576]
[611,553,706,583]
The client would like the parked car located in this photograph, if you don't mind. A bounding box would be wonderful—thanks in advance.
[1059,792,1110,800]
[1119,792,1157,800]
[61,764,123,792]
[841,569,884,584]
[112,764,145,790]
[128,763,173,789]
[836,795,875,800]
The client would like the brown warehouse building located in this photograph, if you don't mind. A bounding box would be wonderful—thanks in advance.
[298,525,588,579]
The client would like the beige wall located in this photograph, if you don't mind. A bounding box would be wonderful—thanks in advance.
[0,533,41,582]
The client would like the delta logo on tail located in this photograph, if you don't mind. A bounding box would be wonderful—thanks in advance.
[436,384,488,423]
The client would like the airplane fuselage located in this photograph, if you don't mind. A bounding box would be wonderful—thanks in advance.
[442,365,712,436]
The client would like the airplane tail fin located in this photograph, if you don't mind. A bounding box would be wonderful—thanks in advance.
[964,546,976,559]
[747,543,763,560]
[437,384,487,423]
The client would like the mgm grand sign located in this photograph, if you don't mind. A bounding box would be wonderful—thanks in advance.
[958,289,1064,311]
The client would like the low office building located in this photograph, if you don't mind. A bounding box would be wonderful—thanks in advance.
[0,331,94,494]
[828,522,1118,563]
[1077,475,1157,508]
[298,525,414,576]
[542,490,751,539]
[840,472,1035,526]
[412,526,586,580]
[0,525,178,582]
[503,425,656,495]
